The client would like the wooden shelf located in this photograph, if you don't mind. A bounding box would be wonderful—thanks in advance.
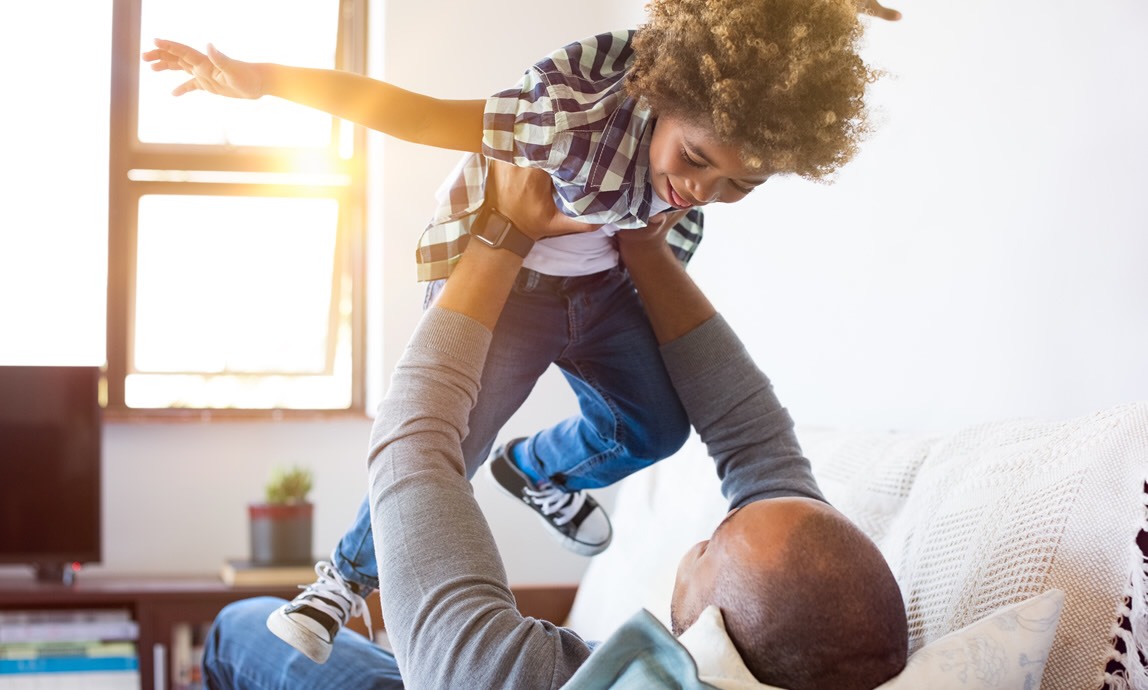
[0,575,578,690]
[0,575,303,690]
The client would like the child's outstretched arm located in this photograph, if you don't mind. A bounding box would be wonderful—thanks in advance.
[142,39,483,152]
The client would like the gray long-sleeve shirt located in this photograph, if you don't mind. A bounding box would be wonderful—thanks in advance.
[367,308,823,689]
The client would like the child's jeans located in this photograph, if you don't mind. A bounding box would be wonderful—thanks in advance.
[332,265,690,592]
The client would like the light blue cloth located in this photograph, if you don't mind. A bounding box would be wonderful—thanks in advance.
[561,609,719,690]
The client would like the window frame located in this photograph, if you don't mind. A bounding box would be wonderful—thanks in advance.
[107,0,369,419]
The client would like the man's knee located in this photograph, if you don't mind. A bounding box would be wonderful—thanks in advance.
[202,597,281,687]
[214,596,279,634]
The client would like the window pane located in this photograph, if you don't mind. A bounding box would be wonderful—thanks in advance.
[137,0,340,147]
[129,194,350,410]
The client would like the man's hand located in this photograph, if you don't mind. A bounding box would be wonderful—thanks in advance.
[142,39,264,98]
[484,161,600,241]
[615,209,687,250]
[858,0,902,21]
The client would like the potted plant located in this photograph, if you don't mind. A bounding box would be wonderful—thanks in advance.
[248,465,314,566]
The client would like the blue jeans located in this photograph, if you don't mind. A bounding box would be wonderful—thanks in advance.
[203,598,604,689]
[333,265,690,591]
[203,597,404,689]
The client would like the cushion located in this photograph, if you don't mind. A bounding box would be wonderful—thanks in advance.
[564,593,1063,690]
[674,592,1063,690]
[877,403,1148,689]
[876,588,1064,689]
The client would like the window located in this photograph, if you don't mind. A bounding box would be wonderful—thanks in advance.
[108,0,368,415]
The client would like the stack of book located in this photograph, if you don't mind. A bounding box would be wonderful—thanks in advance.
[219,558,315,587]
[0,609,139,689]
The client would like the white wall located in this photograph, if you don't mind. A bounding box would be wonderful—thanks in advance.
[690,0,1148,433]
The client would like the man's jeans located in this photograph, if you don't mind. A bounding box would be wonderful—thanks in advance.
[333,265,690,592]
[203,598,611,690]
[204,597,404,689]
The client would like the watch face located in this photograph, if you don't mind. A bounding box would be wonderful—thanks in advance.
[474,207,513,247]
[471,205,534,258]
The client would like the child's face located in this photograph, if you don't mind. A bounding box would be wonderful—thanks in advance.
[648,115,772,209]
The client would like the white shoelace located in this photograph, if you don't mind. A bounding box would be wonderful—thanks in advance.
[523,484,586,526]
[296,561,372,640]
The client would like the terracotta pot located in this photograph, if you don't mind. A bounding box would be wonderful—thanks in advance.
[248,502,313,566]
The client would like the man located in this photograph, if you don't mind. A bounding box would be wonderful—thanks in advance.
[203,162,908,689]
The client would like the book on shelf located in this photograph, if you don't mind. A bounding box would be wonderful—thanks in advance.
[219,558,316,587]
[0,640,136,660]
[0,621,139,689]
[0,653,138,674]
[0,670,139,690]
[0,609,138,644]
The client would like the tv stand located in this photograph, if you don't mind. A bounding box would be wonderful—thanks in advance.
[0,574,577,690]
[0,575,305,690]
[33,562,77,585]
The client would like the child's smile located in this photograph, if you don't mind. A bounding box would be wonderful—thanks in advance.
[648,115,772,209]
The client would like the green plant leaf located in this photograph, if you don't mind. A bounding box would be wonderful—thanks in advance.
[265,465,314,504]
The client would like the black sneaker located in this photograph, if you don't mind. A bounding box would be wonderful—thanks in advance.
[488,439,612,556]
[265,560,371,664]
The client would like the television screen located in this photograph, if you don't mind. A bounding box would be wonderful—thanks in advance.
[0,366,102,582]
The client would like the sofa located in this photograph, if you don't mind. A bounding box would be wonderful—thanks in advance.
[561,401,1148,689]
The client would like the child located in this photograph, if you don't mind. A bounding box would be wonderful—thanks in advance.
[144,0,893,665]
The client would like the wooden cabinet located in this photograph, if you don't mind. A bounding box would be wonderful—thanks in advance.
[0,576,578,690]
[0,576,301,690]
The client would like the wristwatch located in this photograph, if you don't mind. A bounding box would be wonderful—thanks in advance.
[470,206,535,258]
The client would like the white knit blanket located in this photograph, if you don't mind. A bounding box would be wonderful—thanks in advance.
[814,402,1148,690]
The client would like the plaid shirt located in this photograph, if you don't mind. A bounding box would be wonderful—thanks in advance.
[414,30,705,281]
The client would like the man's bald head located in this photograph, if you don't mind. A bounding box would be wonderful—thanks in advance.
[671,498,907,689]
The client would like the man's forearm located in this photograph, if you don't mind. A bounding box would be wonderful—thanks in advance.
[618,238,716,345]
[620,231,825,509]
[434,240,525,329]
[259,64,484,152]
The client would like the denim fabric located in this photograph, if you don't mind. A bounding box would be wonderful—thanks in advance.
[332,265,689,592]
[203,599,698,690]
[203,597,404,690]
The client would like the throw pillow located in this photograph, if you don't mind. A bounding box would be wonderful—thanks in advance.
[677,591,1064,690]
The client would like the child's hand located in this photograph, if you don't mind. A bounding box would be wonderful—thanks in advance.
[485,160,601,240]
[857,0,901,21]
[614,209,687,264]
[617,209,688,246]
[142,39,264,99]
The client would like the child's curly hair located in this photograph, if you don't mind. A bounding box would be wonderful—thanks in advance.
[627,0,878,180]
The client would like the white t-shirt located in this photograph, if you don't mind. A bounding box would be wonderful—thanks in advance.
[523,194,673,277]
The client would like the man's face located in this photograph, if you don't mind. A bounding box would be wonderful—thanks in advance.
[669,506,746,635]
[647,115,772,210]
[670,499,814,636]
